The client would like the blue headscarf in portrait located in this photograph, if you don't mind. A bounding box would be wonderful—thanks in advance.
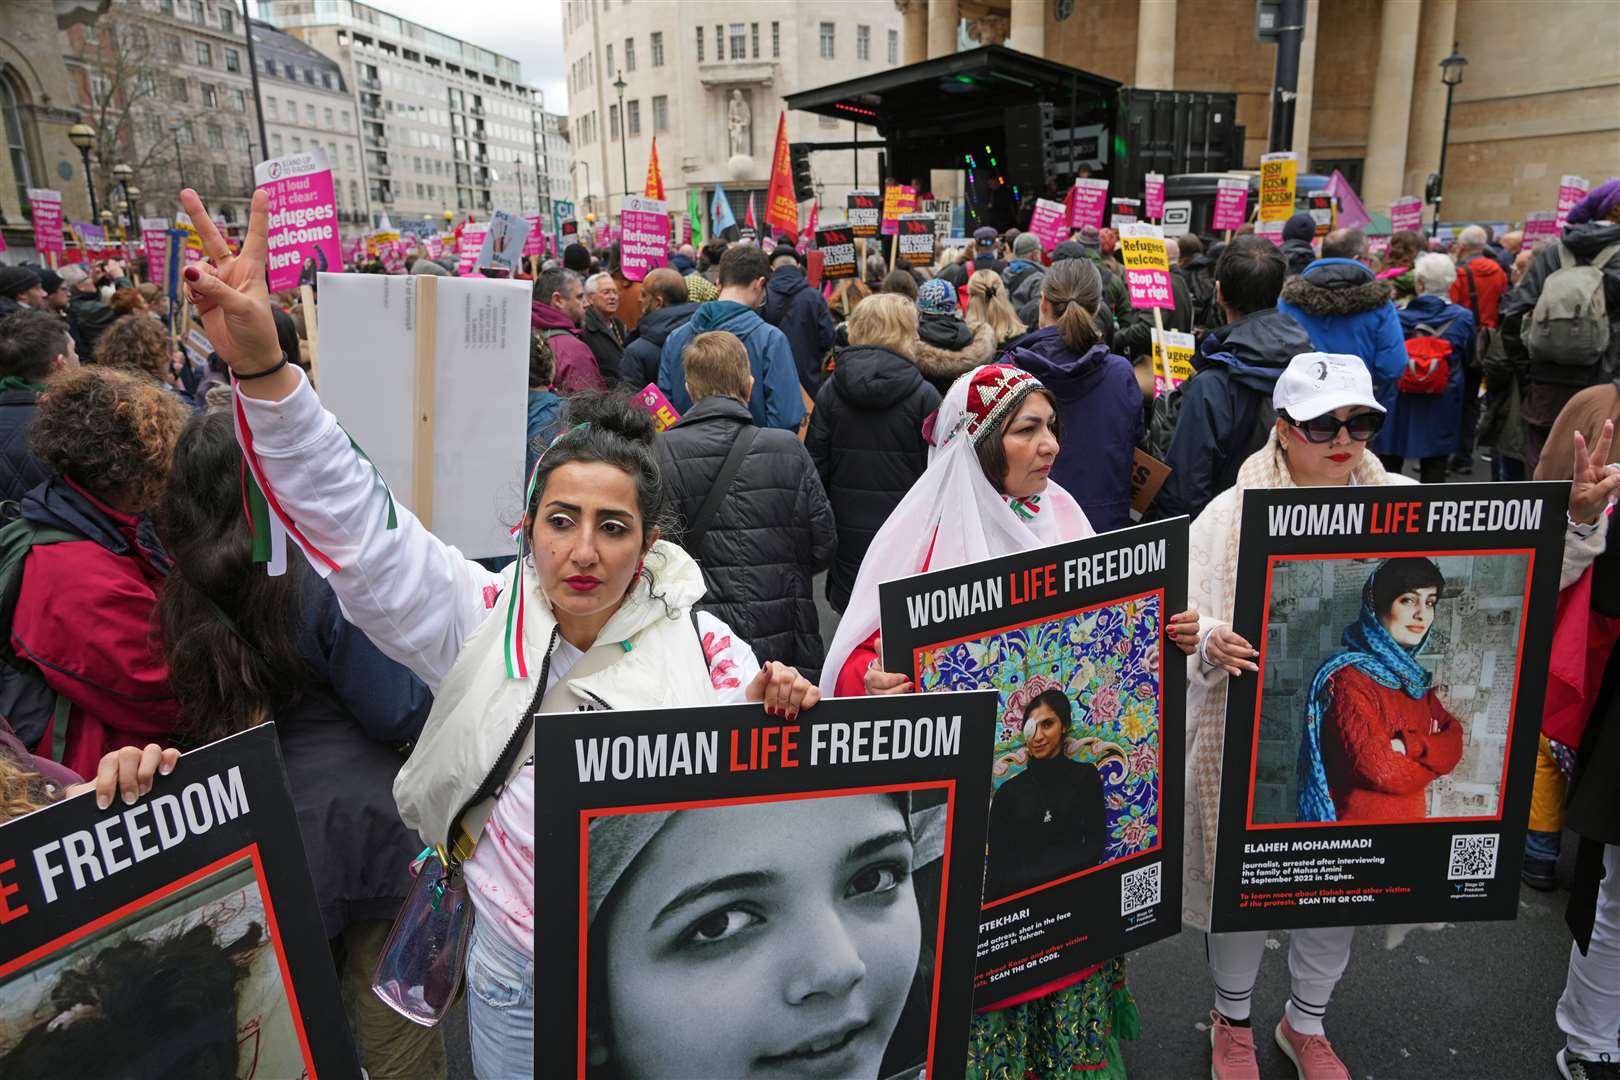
[1296,566,1435,822]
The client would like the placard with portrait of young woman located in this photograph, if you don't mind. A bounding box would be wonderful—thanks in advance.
[534,692,997,1080]
[879,519,1188,1006]
[1210,481,1569,932]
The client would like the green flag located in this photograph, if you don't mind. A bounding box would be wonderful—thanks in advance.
[687,186,704,247]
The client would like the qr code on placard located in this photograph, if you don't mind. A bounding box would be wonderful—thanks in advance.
[1448,833,1500,880]
[1121,862,1162,916]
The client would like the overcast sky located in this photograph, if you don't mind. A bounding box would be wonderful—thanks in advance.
[251,0,569,111]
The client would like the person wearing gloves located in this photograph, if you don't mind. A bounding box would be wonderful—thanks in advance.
[911,277,997,395]
[1184,352,1411,1080]
[821,361,1201,1080]
[174,187,822,1080]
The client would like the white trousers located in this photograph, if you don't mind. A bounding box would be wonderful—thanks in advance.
[1206,927,1354,1035]
[1559,843,1620,1062]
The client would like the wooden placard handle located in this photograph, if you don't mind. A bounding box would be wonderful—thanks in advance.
[412,275,438,529]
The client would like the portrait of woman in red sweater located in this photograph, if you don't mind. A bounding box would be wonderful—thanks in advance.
[1296,557,1465,823]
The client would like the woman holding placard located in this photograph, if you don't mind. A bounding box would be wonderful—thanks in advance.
[173,188,820,1079]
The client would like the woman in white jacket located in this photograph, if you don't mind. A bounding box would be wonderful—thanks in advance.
[175,189,820,1078]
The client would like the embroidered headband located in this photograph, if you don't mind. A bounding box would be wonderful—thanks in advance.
[966,364,1043,446]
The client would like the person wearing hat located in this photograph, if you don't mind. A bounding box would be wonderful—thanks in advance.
[1281,211,1320,276]
[969,226,1007,278]
[0,265,45,318]
[35,269,70,316]
[1183,351,1407,1080]
[1001,232,1046,307]
[911,277,996,395]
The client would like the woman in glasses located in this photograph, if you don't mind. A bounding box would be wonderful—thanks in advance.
[1180,352,1411,1080]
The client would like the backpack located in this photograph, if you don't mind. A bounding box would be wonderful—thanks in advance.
[0,516,81,759]
[1398,319,1457,395]
[1526,242,1620,369]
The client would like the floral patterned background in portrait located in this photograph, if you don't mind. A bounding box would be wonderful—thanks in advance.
[915,593,1163,864]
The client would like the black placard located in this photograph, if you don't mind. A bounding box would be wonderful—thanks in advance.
[0,725,359,1077]
[896,215,937,266]
[816,225,857,279]
[847,191,881,239]
[536,693,996,1079]
[1211,482,1567,931]
[880,520,1188,1005]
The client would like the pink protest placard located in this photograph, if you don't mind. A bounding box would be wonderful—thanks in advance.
[140,218,169,283]
[523,214,544,257]
[1521,211,1559,250]
[28,189,63,254]
[253,148,343,292]
[1556,175,1590,231]
[634,383,682,432]
[1028,198,1068,253]
[680,216,693,246]
[1390,196,1424,233]
[880,184,917,237]
[1144,173,1164,221]
[1256,220,1284,247]
[1069,178,1108,230]
[619,195,670,283]
[1119,223,1174,310]
[457,224,488,275]
[1211,177,1249,232]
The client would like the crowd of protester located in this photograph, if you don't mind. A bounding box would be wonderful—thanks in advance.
[0,173,1616,1080]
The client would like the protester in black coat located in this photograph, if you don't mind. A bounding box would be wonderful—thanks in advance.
[581,272,626,384]
[658,332,836,676]
[0,310,78,504]
[1281,212,1319,276]
[620,268,697,391]
[763,250,837,395]
[805,294,941,612]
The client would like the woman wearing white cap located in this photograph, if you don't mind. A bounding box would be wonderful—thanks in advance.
[1183,352,1411,1080]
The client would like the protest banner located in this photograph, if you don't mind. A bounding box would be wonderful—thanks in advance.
[140,218,169,283]
[1211,177,1249,233]
[1209,481,1568,932]
[1306,191,1336,237]
[1324,169,1371,231]
[1161,198,1193,235]
[680,215,693,246]
[1111,197,1142,228]
[0,725,358,1076]
[764,113,798,236]
[815,224,857,279]
[1069,177,1109,230]
[1521,211,1559,251]
[1390,196,1424,233]
[1259,151,1297,224]
[1028,197,1068,253]
[475,209,531,274]
[315,272,528,558]
[923,197,953,239]
[847,188,881,239]
[552,199,577,252]
[632,383,681,431]
[1150,327,1196,398]
[1555,175,1590,231]
[880,183,917,237]
[253,147,343,293]
[1144,172,1165,221]
[897,213,937,266]
[27,189,62,258]
[535,692,996,1078]
[881,522,1187,998]
[1119,222,1174,311]
[619,195,670,282]
[456,224,488,275]
[523,213,545,258]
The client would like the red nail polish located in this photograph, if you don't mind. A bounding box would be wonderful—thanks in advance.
[183,267,200,282]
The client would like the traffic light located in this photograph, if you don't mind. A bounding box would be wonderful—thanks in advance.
[790,143,815,202]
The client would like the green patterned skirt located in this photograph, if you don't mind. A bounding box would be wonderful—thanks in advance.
[965,957,1138,1080]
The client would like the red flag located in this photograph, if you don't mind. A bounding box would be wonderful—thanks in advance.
[764,112,797,235]
[745,192,757,231]
[644,137,665,201]
[804,198,818,237]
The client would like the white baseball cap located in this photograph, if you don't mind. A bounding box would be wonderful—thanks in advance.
[1272,352,1385,421]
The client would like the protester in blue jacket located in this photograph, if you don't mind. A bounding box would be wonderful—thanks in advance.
[1277,230,1407,418]
[1379,253,1476,483]
[659,245,806,431]
[762,248,836,396]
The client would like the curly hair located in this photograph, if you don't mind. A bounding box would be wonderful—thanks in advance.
[0,755,54,820]
[31,367,189,511]
[93,313,170,382]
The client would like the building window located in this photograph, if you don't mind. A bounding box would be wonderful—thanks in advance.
[715,25,723,60]
[232,88,246,111]
[751,23,760,58]
[609,103,619,141]
[652,94,668,132]
[321,72,333,89]
[889,28,898,64]
[264,96,276,119]
[201,83,217,108]
[206,123,224,149]
[173,77,189,102]
[235,123,249,149]
[291,135,302,152]
[176,120,193,144]
[819,22,835,59]
[190,1,204,23]
[271,132,283,155]
[166,34,182,60]
[213,163,228,189]
[345,145,356,168]
[627,99,640,136]
[857,25,870,61]
[606,44,613,74]
[651,31,663,67]
[217,5,232,32]
[0,75,36,216]
[695,25,704,62]
[624,37,635,72]
[729,24,745,59]
[324,107,334,128]
[341,110,350,129]
[196,40,212,66]
[224,47,240,73]
[772,21,780,58]
[306,103,316,125]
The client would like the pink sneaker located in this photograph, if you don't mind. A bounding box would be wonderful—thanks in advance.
[1275,1014,1350,1080]
[1208,1010,1260,1080]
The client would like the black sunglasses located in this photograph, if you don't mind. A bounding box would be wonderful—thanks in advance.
[1281,409,1384,444]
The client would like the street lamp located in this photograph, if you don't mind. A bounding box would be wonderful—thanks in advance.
[112,162,138,241]
[1428,42,1468,238]
[614,71,628,207]
[68,123,98,219]
[516,156,526,214]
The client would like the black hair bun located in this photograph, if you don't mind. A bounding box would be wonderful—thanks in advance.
[561,391,656,447]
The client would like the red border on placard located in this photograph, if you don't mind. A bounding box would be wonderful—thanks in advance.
[908,586,1168,908]
[576,780,957,1080]
[0,844,320,1076]
[1243,548,1535,829]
